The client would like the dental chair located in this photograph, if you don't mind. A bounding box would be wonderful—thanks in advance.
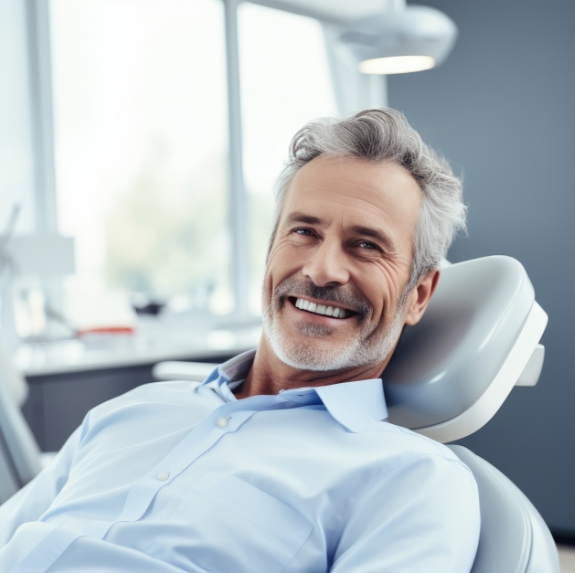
[153,255,560,573]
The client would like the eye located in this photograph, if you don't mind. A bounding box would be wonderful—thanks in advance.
[358,241,378,250]
[293,228,314,236]
[288,227,317,244]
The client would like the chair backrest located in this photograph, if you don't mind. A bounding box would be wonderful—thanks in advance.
[153,360,215,382]
[448,446,560,573]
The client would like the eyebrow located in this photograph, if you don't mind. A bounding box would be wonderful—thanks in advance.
[284,212,396,252]
[284,212,322,226]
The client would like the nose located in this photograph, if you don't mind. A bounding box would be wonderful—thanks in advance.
[301,238,350,287]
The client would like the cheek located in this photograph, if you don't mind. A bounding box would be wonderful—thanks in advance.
[263,239,302,295]
[360,263,410,318]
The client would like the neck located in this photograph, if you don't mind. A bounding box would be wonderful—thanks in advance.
[232,334,392,399]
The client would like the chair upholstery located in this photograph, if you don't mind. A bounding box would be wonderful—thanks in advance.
[152,360,215,382]
[449,446,560,573]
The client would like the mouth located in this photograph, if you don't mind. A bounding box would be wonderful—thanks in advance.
[288,296,358,319]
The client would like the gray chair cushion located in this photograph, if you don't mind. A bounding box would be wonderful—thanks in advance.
[448,446,560,573]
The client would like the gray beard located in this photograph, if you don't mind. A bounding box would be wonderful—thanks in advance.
[262,278,410,372]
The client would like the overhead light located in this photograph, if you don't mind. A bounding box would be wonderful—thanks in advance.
[359,55,435,75]
[340,5,458,75]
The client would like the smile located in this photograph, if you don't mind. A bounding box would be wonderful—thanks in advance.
[292,297,353,319]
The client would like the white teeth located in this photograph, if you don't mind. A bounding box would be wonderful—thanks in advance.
[294,298,349,319]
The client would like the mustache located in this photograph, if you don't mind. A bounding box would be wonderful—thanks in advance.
[273,277,371,319]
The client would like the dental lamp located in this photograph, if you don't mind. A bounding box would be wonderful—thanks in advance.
[339,2,458,75]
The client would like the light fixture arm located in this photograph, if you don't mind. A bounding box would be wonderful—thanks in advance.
[323,23,388,114]
[390,0,407,13]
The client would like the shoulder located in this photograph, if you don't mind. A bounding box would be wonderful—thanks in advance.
[359,421,475,477]
[77,380,204,438]
[333,424,480,573]
[349,423,480,525]
[93,380,200,414]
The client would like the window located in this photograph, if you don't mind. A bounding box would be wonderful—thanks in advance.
[50,0,230,327]
[48,0,337,328]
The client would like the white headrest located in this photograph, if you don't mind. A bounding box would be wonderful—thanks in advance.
[382,256,548,443]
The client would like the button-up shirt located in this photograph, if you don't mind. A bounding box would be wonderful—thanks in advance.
[0,350,480,572]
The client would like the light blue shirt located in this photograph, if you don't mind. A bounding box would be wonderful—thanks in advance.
[0,350,480,572]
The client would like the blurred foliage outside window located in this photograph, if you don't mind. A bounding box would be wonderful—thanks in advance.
[51,0,230,327]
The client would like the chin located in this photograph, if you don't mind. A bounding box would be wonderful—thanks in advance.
[263,314,401,372]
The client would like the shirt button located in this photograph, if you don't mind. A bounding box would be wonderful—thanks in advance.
[157,472,169,481]
[216,417,229,428]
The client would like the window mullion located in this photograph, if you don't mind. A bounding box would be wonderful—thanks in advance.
[224,0,250,321]
[25,0,58,235]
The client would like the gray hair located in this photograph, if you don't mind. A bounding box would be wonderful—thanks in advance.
[271,108,467,286]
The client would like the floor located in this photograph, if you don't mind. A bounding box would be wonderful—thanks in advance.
[559,546,575,572]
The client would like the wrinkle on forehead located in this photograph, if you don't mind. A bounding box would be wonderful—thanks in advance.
[293,155,421,201]
[303,190,401,225]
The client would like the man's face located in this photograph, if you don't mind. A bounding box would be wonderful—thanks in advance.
[262,155,425,372]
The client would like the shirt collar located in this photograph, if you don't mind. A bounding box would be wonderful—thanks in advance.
[312,380,388,432]
[200,349,389,432]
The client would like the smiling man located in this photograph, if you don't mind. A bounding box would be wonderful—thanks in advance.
[0,109,480,573]
[239,155,433,398]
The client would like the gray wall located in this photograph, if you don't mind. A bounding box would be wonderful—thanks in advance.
[388,0,575,533]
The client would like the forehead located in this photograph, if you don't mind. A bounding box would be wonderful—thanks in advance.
[282,155,422,250]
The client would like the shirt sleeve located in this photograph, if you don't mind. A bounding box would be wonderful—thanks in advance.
[330,452,481,573]
[0,426,82,547]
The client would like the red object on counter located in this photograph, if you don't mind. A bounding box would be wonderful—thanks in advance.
[77,326,135,336]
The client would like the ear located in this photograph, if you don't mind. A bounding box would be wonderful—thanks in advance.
[403,268,440,326]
